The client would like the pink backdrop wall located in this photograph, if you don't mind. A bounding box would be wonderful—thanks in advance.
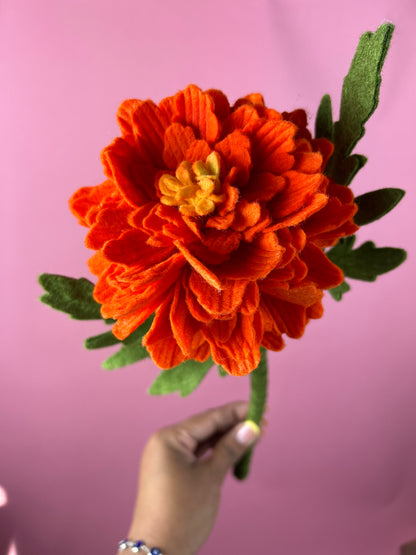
[1,0,415,554]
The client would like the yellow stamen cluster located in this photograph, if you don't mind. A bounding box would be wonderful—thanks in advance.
[159,152,225,216]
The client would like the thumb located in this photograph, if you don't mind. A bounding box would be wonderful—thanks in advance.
[209,420,260,480]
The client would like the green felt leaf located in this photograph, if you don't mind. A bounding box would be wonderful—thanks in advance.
[148,358,213,397]
[354,188,405,226]
[315,94,333,141]
[327,236,407,282]
[101,317,153,370]
[329,281,351,301]
[38,274,102,320]
[217,366,228,378]
[85,331,121,350]
[326,23,394,184]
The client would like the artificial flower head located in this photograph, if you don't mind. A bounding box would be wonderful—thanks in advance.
[69,85,358,375]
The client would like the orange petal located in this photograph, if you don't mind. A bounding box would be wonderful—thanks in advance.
[189,271,248,317]
[69,180,116,227]
[300,242,344,289]
[174,84,220,144]
[240,281,260,315]
[200,228,241,255]
[131,100,170,167]
[302,197,358,238]
[85,202,132,249]
[271,284,323,307]
[252,120,296,174]
[205,312,263,376]
[101,138,157,206]
[307,300,324,319]
[162,123,196,169]
[104,229,172,266]
[185,140,212,163]
[117,98,143,139]
[269,171,323,219]
[225,104,261,135]
[215,131,252,185]
[206,89,230,121]
[294,151,323,174]
[262,294,307,339]
[243,172,286,203]
[266,193,328,232]
[215,232,284,281]
[232,199,261,232]
[88,251,109,277]
[174,240,223,290]
[170,281,206,357]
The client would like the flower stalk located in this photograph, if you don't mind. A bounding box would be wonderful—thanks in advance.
[234,347,268,480]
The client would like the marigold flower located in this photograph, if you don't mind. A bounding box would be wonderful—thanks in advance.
[69,84,358,376]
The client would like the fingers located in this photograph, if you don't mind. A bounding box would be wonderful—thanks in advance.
[171,401,249,447]
[208,420,261,481]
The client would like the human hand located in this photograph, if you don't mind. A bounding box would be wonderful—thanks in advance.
[125,401,261,555]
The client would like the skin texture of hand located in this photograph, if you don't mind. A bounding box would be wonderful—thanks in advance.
[125,401,261,555]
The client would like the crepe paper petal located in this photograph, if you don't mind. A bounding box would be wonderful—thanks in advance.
[326,23,394,184]
[354,188,405,226]
[234,347,268,480]
[328,281,351,301]
[327,235,407,282]
[85,331,121,349]
[217,366,227,377]
[315,94,334,142]
[38,274,102,320]
[148,358,213,397]
[101,317,153,370]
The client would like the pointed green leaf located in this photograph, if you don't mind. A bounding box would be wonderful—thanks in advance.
[354,188,405,225]
[218,366,228,378]
[325,23,394,183]
[327,237,407,282]
[102,341,149,370]
[315,94,333,141]
[38,274,102,320]
[85,331,121,350]
[101,316,153,369]
[329,281,351,301]
[148,358,213,397]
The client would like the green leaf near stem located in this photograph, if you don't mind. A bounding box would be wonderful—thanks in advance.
[148,358,214,397]
[354,188,405,226]
[38,274,102,320]
[101,317,153,370]
[329,281,351,301]
[315,94,334,141]
[327,236,407,282]
[324,23,394,184]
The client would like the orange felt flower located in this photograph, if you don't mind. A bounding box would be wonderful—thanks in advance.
[69,85,358,376]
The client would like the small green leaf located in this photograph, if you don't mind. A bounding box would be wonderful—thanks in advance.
[38,274,102,320]
[354,188,405,226]
[315,94,334,141]
[327,236,407,282]
[148,358,213,397]
[218,366,228,378]
[85,331,121,350]
[101,316,153,369]
[325,23,394,184]
[329,281,351,301]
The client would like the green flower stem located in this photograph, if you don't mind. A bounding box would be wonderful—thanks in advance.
[233,347,268,480]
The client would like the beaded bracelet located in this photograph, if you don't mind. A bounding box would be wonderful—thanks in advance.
[118,538,164,554]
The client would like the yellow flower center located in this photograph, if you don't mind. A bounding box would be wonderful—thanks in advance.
[159,152,225,216]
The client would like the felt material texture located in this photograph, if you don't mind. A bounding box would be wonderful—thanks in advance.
[325,23,394,185]
[234,347,268,480]
[148,358,213,397]
[69,85,360,376]
[39,274,102,320]
[315,94,333,142]
[354,188,406,226]
[101,318,153,370]
[327,236,407,282]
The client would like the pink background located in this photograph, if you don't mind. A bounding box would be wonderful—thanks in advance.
[1,0,415,554]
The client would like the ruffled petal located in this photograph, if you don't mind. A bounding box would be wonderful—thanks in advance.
[162,123,196,169]
[173,84,220,144]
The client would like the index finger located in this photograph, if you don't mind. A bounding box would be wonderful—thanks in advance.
[173,401,249,445]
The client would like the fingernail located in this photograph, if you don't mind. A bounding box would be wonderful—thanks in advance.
[236,420,260,445]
